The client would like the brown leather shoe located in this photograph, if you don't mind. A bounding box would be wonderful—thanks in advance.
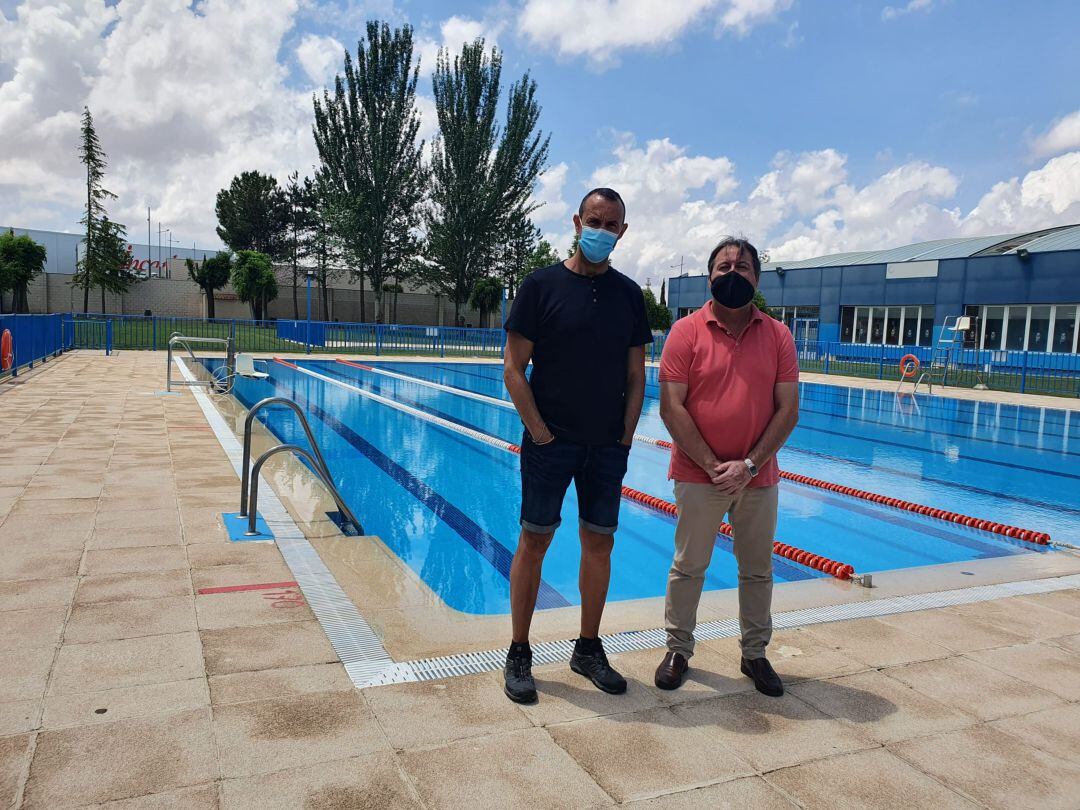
[654,651,689,690]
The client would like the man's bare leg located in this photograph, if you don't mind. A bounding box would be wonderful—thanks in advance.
[510,528,555,643]
[579,527,614,638]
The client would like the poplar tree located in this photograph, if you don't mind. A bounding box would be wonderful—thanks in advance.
[425,40,549,320]
[313,21,426,324]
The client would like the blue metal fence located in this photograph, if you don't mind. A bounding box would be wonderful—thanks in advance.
[0,314,68,378]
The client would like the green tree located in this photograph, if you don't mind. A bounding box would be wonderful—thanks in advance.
[309,176,343,322]
[90,216,136,313]
[214,171,289,256]
[74,106,122,313]
[566,232,579,259]
[231,250,278,320]
[285,171,318,319]
[313,21,426,324]
[753,289,778,319]
[424,39,549,321]
[659,278,666,307]
[643,287,672,331]
[0,229,47,313]
[469,276,503,328]
[186,252,232,319]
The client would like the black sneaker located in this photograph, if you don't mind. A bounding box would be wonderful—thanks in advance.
[504,645,537,704]
[740,656,784,697]
[569,637,627,694]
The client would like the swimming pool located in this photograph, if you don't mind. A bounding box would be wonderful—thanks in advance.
[223,360,1074,614]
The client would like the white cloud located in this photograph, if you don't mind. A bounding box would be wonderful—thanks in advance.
[531,163,570,224]
[0,0,316,248]
[882,0,934,21]
[295,33,344,86]
[517,0,791,67]
[1032,110,1080,159]
[416,15,507,74]
[550,133,1080,285]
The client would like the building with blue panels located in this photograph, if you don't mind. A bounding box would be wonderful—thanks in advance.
[666,224,1080,354]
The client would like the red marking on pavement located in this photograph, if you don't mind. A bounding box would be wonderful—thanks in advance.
[197,581,299,595]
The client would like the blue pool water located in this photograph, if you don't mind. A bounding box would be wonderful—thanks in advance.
[223,360,1076,614]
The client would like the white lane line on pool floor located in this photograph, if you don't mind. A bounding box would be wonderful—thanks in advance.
[175,357,397,687]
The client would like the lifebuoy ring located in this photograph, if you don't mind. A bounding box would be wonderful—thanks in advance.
[899,353,920,378]
[0,329,13,372]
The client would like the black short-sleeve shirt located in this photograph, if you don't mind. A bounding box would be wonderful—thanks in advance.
[504,261,653,445]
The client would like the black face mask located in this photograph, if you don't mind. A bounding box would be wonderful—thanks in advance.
[710,271,756,309]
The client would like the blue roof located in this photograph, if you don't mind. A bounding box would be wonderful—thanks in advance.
[763,224,1080,271]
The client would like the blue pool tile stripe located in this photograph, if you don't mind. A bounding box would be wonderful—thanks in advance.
[251,375,571,609]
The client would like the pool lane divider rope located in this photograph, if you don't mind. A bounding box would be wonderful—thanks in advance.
[279,358,857,582]
[331,358,1050,548]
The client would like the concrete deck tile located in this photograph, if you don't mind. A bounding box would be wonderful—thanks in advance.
[623,776,797,808]
[788,669,974,744]
[220,753,420,809]
[889,725,1080,810]
[947,596,1080,641]
[42,679,210,730]
[1,549,83,581]
[765,748,977,809]
[0,576,77,611]
[886,655,1063,721]
[83,782,219,808]
[0,699,40,736]
[670,691,877,772]
[989,703,1080,765]
[189,562,296,591]
[21,481,104,500]
[966,641,1080,700]
[200,620,338,675]
[212,690,389,779]
[876,606,1029,653]
[180,524,228,544]
[547,706,754,802]
[95,508,182,534]
[209,663,353,706]
[754,628,870,682]
[82,546,189,575]
[606,642,755,707]
[88,526,185,549]
[0,512,95,547]
[1017,588,1080,618]
[10,496,99,515]
[50,632,205,695]
[506,654,667,726]
[98,494,178,513]
[802,617,952,668]
[75,570,193,604]
[65,596,198,643]
[0,734,32,809]
[400,727,612,809]
[194,588,314,630]
[186,542,284,569]
[365,675,532,750]
[0,646,55,701]
[0,605,67,651]
[23,709,217,807]
[1051,632,1080,654]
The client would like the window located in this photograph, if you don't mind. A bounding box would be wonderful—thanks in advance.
[982,306,1004,350]
[918,305,935,346]
[854,308,868,342]
[1052,305,1077,353]
[841,307,855,342]
[1005,306,1028,351]
[902,306,920,345]
[1027,306,1051,353]
[870,307,885,343]
[885,307,902,346]
[840,304,933,346]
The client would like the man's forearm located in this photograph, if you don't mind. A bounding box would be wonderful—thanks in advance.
[504,369,548,439]
[621,373,645,443]
[747,405,798,468]
[661,403,718,472]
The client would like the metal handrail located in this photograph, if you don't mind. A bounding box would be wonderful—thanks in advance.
[239,396,362,537]
[166,333,234,392]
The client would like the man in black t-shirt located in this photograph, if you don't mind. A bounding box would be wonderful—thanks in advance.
[501,187,652,704]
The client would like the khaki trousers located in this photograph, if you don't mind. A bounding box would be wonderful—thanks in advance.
[665,482,778,660]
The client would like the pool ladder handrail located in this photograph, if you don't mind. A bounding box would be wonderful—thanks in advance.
[239,396,363,538]
[166,332,235,393]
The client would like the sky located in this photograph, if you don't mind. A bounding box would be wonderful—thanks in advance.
[1,0,1079,286]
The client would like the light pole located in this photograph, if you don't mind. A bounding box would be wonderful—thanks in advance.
[146,207,151,278]
[165,229,173,278]
[306,268,315,354]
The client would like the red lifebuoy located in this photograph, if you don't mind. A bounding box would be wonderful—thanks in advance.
[899,353,920,378]
[0,329,12,372]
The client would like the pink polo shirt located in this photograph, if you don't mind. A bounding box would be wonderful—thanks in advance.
[659,303,799,487]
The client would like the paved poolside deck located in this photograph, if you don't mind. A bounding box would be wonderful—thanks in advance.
[1,349,1079,808]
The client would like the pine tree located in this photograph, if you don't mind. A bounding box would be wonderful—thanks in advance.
[75,107,119,313]
[313,21,427,324]
[215,171,289,256]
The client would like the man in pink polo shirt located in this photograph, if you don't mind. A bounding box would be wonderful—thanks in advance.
[653,237,799,697]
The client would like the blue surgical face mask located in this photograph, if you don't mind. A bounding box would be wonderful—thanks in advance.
[578,226,619,264]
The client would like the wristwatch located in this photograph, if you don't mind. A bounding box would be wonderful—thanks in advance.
[743,458,759,478]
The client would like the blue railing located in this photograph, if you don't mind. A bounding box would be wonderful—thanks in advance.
[0,313,68,378]
[794,339,1080,397]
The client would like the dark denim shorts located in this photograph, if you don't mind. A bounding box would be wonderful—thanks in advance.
[519,432,631,535]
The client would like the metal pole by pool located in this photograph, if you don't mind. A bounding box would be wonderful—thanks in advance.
[306,271,313,354]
